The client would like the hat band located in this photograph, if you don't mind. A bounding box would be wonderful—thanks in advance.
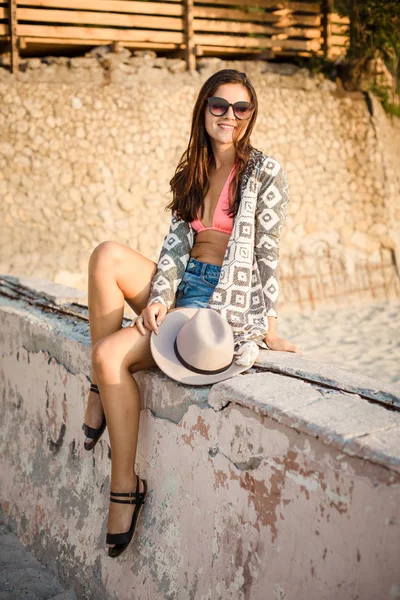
[174,339,234,376]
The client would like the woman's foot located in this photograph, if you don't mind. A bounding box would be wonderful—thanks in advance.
[107,475,147,556]
[83,384,106,450]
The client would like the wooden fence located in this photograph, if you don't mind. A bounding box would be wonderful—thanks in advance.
[0,0,349,72]
[281,247,400,312]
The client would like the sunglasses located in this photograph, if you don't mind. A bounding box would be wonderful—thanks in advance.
[207,96,255,120]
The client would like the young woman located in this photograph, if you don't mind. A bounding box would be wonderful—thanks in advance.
[83,69,301,558]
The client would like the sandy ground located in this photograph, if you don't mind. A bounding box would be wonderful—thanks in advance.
[0,519,76,599]
[277,301,400,386]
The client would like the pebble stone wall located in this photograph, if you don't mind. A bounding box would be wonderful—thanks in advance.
[1,48,399,312]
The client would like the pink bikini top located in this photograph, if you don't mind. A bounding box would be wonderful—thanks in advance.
[190,164,237,235]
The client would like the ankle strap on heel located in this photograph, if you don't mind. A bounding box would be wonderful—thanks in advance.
[110,491,146,505]
[90,383,99,394]
[109,475,147,505]
[110,496,144,505]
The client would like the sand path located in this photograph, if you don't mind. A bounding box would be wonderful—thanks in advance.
[278,301,400,385]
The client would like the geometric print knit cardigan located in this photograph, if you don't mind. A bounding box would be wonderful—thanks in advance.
[147,147,291,359]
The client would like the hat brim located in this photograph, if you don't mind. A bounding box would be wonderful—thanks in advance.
[150,308,251,386]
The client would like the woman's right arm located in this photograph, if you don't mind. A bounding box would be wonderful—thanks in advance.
[134,214,193,334]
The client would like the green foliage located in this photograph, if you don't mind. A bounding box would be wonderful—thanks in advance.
[332,1,399,115]
[292,53,337,80]
[370,84,400,118]
[333,0,400,75]
[303,54,333,76]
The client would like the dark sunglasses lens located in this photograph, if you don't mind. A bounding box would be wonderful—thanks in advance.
[234,103,253,119]
[208,98,228,116]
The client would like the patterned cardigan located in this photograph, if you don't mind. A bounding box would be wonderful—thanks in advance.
[147,148,290,357]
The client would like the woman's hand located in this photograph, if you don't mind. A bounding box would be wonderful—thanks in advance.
[264,333,303,355]
[129,302,167,336]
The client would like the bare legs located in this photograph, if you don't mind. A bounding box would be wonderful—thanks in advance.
[85,241,156,431]
[86,241,157,540]
[92,326,156,540]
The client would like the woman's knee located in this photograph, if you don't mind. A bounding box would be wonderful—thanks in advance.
[89,241,124,274]
[92,336,125,384]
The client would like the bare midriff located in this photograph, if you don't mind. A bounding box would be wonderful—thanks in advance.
[190,230,230,266]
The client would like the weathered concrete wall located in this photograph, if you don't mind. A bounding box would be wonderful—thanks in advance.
[1,51,400,311]
[1,276,400,600]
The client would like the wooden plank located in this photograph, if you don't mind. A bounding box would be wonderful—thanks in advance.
[9,0,19,72]
[0,6,7,17]
[277,49,312,56]
[184,0,195,70]
[19,0,321,9]
[331,22,348,36]
[197,44,313,57]
[194,6,321,28]
[327,44,346,59]
[18,0,183,16]
[330,12,349,25]
[193,0,320,11]
[17,8,183,31]
[194,32,320,50]
[276,1,321,11]
[197,44,259,54]
[193,7,321,27]
[0,24,8,34]
[194,18,321,38]
[21,35,181,48]
[329,34,349,45]
[16,0,322,23]
[17,23,185,43]
[193,0,321,11]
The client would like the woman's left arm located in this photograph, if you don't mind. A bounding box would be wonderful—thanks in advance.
[255,159,302,354]
[265,316,302,354]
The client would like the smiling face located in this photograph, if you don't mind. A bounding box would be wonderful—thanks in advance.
[204,83,252,149]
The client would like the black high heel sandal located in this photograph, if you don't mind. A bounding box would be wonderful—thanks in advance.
[82,383,106,451]
[106,474,147,559]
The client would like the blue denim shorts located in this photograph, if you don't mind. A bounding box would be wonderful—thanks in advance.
[175,258,221,309]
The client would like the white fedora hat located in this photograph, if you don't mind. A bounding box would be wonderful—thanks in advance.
[150,308,253,386]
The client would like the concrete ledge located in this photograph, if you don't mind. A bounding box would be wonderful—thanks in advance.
[209,374,400,472]
[1,276,400,600]
[253,349,400,408]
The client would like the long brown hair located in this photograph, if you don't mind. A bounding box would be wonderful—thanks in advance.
[167,69,259,222]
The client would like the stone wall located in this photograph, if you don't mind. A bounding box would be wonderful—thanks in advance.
[1,50,400,311]
[1,276,400,600]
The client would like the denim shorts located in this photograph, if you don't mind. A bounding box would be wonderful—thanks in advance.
[175,258,221,309]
